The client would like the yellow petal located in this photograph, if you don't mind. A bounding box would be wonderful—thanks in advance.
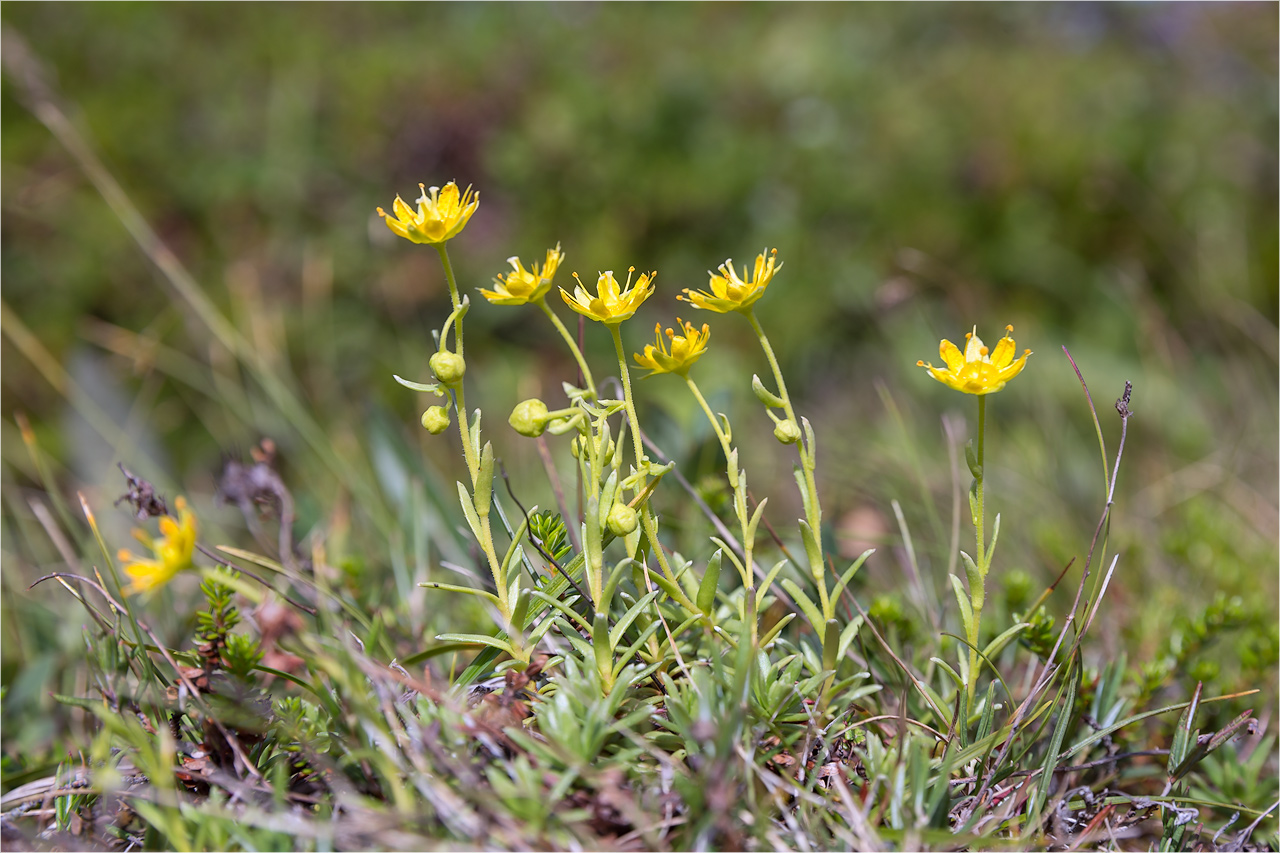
[989,333,1016,369]
[964,328,985,362]
[392,196,416,222]
[939,340,964,373]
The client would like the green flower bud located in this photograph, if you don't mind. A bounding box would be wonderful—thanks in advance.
[570,435,581,459]
[773,420,802,445]
[509,398,550,438]
[421,406,451,435]
[606,503,638,536]
[429,350,466,385]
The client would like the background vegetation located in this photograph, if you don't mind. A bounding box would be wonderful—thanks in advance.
[1,4,1276,849]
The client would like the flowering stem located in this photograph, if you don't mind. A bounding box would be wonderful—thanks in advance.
[687,375,758,646]
[975,394,987,569]
[745,309,830,622]
[433,243,479,485]
[684,376,731,460]
[609,325,699,616]
[537,298,597,398]
[967,393,988,704]
[433,244,464,357]
[433,243,520,657]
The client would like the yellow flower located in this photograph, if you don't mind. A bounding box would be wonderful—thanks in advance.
[918,325,1032,395]
[680,248,781,314]
[117,496,198,596]
[480,244,564,305]
[376,181,478,245]
[560,267,656,325]
[633,319,711,377]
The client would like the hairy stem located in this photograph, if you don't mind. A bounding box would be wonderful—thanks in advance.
[609,325,698,616]
[685,376,732,461]
[433,243,479,485]
[538,298,596,398]
[746,309,829,621]
[687,375,757,646]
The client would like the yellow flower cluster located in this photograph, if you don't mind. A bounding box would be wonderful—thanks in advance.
[918,325,1031,396]
[633,319,711,377]
[480,244,564,306]
[377,181,478,246]
[681,249,781,314]
[117,496,198,596]
[560,268,656,325]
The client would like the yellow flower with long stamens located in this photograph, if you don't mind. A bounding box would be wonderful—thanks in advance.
[680,248,781,314]
[560,267,655,325]
[117,496,198,596]
[480,244,564,306]
[376,181,478,245]
[918,325,1032,395]
[633,319,711,377]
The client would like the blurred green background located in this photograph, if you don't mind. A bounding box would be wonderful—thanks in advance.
[2,3,1276,767]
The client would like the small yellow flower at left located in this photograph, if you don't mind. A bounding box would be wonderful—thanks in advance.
[633,319,711,377]
[377,181,478,245]
[481,244,564,306]
[117,496,198,596]
[680,248,781,314]
[560,267,656,325]
[917,324,1032,396]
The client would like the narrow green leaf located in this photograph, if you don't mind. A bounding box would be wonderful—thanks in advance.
[760,612,795,647]
[988,512,1001,565]
[457,481,483,541]
[756,559,790,608]
[610,590,661,649]
[822,619,840,672]
[931,657,964,690]
[976,681,997,744]
[780,578,823,634]
[751,373,785,408]
[592,611,612,682]
[1029,656,1080,825]
[611,621,662,682]
[530,590,590,632]
[982,622,1030,659]
[837,615,864,661]
[434,633,514,655]
[964,440,982,479]
[697,549,722,615]
[746,496,769,541]
[832,549,874,598]
[798,520,824,581]
[949,574,976,642]
[418,581,501,606]
[475,442,495,517]
[392,374,443,395]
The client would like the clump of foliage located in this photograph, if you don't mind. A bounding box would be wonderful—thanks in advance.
[3,158,1275,852]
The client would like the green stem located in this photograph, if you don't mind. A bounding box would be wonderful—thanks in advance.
[538,298,596,398]
[609,326,646,472]
[433,242,519,657]
[687,375,757,646]
[434,244,464,355]
[609,324,699,616]
[685,376,732,461]
[746,309,829,620]
[968,393,988,704]
[975,394,987,569]
[433,243,478,485]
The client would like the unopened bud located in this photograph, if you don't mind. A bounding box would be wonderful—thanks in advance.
[606,503,638,536]
[773,420,802,445]
[421,406,451,435]
[509,398,550,438]
[429,350,466,385]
